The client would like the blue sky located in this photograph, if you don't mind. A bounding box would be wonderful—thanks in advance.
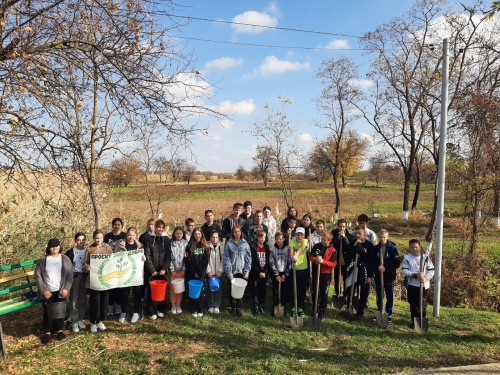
[166,1,413,173]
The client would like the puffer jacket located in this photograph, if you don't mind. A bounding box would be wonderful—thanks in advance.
[223,238,251,279]
[170,239,188,272]
[207,241,224,275]
[144,235,172,275]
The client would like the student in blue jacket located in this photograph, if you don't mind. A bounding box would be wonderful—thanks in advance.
[223,226,251,318]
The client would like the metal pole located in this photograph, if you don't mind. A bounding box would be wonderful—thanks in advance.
[433,38,449,317]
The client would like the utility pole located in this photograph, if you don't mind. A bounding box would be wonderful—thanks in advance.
[433,38,449,317]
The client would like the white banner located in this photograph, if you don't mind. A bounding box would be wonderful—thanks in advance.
[90,249,144,291]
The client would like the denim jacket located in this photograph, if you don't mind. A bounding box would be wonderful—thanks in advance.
[223,238,251,278]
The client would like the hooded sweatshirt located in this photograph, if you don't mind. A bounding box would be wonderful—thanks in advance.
[269,242,290,276]
[184,244,210,281]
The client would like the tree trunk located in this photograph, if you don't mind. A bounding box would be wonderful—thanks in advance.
[492,185,500,228]
[411,164,421,213]
[89,181,101,229]
[376,176,379,188]
[402,169,411,220]
[333,173,341,217]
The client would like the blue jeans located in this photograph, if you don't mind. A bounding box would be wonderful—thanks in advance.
[375,279,394,316]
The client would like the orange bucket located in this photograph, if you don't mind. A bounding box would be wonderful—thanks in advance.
[150,276,168,302]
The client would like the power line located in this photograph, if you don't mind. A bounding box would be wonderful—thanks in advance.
[174,36,377,51]
[160,12,367,40]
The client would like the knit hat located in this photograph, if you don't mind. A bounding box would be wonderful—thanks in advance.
[47,238,61,248]
[295,227,305,234]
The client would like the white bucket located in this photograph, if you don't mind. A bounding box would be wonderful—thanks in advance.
[171,278,185,294]
[231,278,248,299]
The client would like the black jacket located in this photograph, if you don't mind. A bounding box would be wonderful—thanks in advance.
[201,222,222,242]
[250,242,270,281]
[184,245,210,281]
[373,240,400,283]
[245,223,269,247]
[221,215,247,240]
[346,239,376,284]
[144,235,172,275]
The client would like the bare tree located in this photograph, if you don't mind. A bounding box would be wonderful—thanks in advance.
[252,145,273,186]
[368,152,388,188]
[314,57,363,218]
[153,156,169,184]
[0,0,223,227]
[249,97,297,208]
[235,165,246,181]
[183,164,196,185]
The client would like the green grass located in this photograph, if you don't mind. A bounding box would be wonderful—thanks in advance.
[1,291,499,374]
[106,186,142,194]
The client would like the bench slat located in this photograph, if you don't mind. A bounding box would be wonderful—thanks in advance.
[0,297,24,307]
[0,260,38,272]
[0,282,36,296]
[0,299,39,316]
[0,271,35,284]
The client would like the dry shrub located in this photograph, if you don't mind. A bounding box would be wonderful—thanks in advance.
[0,172,98,265]
[191,174,206,182]
[440,253,500,312]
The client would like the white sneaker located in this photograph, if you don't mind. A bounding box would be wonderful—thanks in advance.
[149,314,157,320]
[192,313,198,318]
[71,322,79,333]
[208,308,214,314]
[157,312,165,318]
[115,305,122,315]
[214,307,220,314]
[107,305,114,316]
[119,313,126,323]
[131,313,140,324]
[198,312,204,318]
[97,322,106,331]
[171,306,177,315]
[176,306,182,314]
[77,321,86,330]
[90,324,98,333]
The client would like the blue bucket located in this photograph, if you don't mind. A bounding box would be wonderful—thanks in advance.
[188,280,204,299]
[208,276,220,292]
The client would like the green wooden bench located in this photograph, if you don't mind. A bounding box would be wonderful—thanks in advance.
[0,260,39,359]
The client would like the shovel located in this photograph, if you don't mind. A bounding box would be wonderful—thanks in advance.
[308,262,322,327]
[414,252,429,334]
[331,240,343,310]
[274,280,285,317]
[376,247,389,328]
[290,262,304,330]
[306,235,313,306]
[348,253,360,316]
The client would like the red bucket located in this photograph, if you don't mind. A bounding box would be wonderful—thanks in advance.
[150,276,168,302]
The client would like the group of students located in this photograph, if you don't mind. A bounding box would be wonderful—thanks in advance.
[33,201,435,344]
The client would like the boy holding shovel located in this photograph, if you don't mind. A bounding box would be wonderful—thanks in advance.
[402,239,435,329]
[309,232,337,319]
[373,229,400,326]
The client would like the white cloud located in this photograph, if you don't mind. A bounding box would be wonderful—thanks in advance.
[265,2,281,16]
[350,79,375,89]
[242,56,310,80]
[360,133,374,144]
[297,133,313,143]
[317,39,350,50]
[286,51,294,59]
[238,144,257,155]
[205,57,243,71]
[232,11,278,34]
[211,99,256,116]
[209,156,220,161]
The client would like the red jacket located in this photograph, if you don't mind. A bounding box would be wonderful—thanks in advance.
[309,243,337,273]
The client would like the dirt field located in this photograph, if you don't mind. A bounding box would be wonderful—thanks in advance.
[107,181,443,228]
